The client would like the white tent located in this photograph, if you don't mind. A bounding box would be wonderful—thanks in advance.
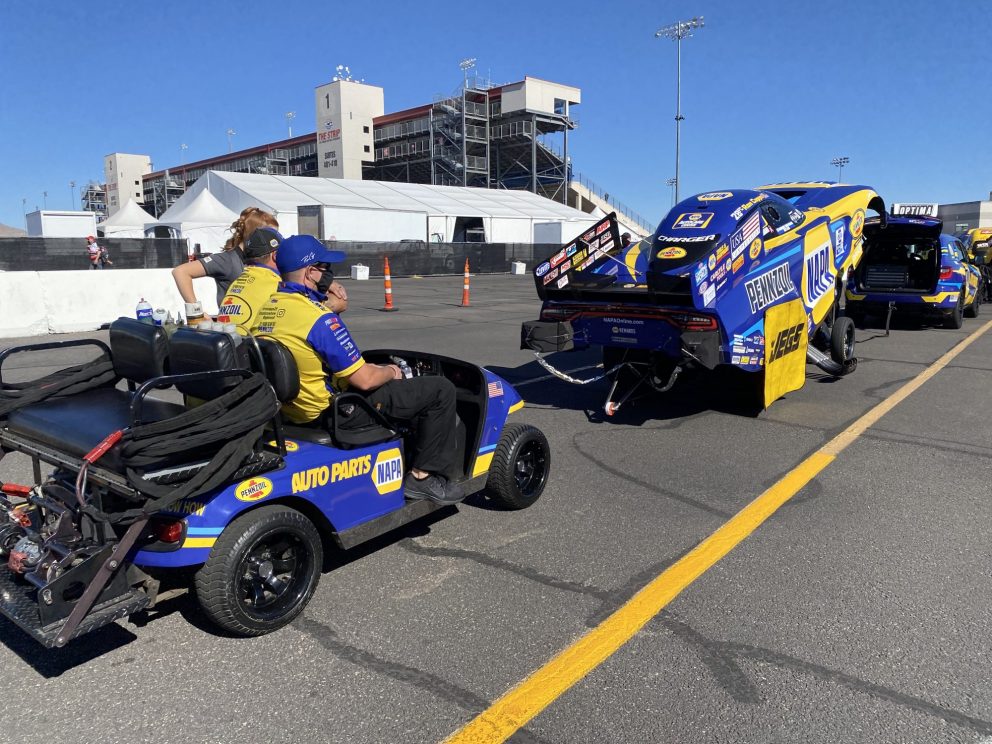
[158,187,239,253]
[185,170,598,243]
[96,199,158,238]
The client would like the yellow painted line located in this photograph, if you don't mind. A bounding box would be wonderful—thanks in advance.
[183,537,216,549]
[444,317,992,744]
[507,401,525,414]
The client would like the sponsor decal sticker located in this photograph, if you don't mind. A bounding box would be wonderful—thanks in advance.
[565,243,578,257]
[235,477,273,503]
[732,255,745,274]
[657,234,716,243]
[596,221,609,235]
[535,262,551,277]
[730,193,768,221]
[703,285,716,306]
[373,448,404,494]
[744,262,796,314]
[267,439,299,452]
[556,275,570,288]
[697,191,733,201]
[715,244,729,262]
[673,212,715,230]
[768,322,804,361]
[694,263,708,283]
[657,246,688,259]
[707,254,717,270]
[559,259,572,272]
[550,249,567,268]
[731,211,762,260]
[748,238,763,260]
[542,267,560,285]
[802,239,836,307]
[291,456,372,493]
[488,380,504,397]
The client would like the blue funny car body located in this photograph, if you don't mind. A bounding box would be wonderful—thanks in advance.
[523,183,886,412]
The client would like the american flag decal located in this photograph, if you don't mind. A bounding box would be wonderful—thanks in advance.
[487,381,504,397]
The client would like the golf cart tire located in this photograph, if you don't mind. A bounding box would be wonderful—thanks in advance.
[487,423,550,510]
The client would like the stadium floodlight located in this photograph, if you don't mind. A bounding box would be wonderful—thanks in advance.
[830,156,850,181]
[43,191,48,209]
[226,129,237,153]
[655,15,704,205]
[285,111,296,138]
[333,65,354,82]
[69,180,76,208]
[180,143,188,166]
[459,57,477,89]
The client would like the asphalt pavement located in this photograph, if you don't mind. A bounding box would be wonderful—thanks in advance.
[0,274,989,744]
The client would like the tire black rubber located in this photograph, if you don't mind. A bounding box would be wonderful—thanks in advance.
[195,505,322,637]
[486,423,550,510]
[965,285,981,318]
[830,316,856,364]
[945,292,965,329]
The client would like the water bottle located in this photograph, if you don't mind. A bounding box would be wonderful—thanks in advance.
[152,308,167,326]
[136,298,153,324]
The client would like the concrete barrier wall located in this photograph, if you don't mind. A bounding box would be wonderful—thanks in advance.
[0,270,218,339]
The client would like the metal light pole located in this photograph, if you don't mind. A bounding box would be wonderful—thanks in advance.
[655,16,704,205]
[180,143,188,165]
[285,111,296,138]
[42,191,48,209]
[226,128,236,153]
[830,156,849,182]
[69,180,76,209]
[21,198,27,228]
[666,177,677,207]
[459,58,476,89]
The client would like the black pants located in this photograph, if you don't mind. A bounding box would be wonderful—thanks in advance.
[345,376,457,474]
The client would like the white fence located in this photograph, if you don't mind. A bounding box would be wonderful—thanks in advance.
[0,269,218,339]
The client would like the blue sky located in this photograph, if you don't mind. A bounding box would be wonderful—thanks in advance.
[1,0,989,230]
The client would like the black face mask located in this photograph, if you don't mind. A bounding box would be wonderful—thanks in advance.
[314,267,335,295]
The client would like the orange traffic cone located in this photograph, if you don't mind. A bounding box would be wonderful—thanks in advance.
[459,258,471,307]
[382,256,397,312]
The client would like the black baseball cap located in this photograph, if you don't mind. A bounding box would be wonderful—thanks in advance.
[244,227,284,259]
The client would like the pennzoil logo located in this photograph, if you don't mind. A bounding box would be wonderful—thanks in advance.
[850,209,865,238]
[267,439,299,452]
[235,477,273,502]
[372,448,404,494]
[657,246,687,259]
[292,455,372,493]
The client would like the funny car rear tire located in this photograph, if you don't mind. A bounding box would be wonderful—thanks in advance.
[195,505,322,637]
[486,423,550,510]
[829,316,856,365]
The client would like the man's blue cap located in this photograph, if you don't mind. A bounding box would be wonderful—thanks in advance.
[275,235,346,274]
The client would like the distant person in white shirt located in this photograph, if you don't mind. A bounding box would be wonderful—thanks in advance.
[86,236,102,269]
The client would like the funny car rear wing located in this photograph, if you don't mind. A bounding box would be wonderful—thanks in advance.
[533,213,626,301]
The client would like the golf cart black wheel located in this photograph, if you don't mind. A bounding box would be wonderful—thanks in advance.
[195,505,322,637]
[830,316,856,364]
[965,286,981,318]
[945,292,965,329]
[487,423,550,510]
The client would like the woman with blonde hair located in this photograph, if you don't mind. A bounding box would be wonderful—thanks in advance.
[171,206,278,324]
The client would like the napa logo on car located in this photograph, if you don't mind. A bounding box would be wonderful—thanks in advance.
[802,238,836,308]
[657,246,687,259]
[672,212,714,230]
[291,455,373,494]
[697,191,733,201]
[372,448,404,495]
[235,477,273,503]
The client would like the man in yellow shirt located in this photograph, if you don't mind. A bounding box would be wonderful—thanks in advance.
[253,235,463,504]
[218,227,283,330]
